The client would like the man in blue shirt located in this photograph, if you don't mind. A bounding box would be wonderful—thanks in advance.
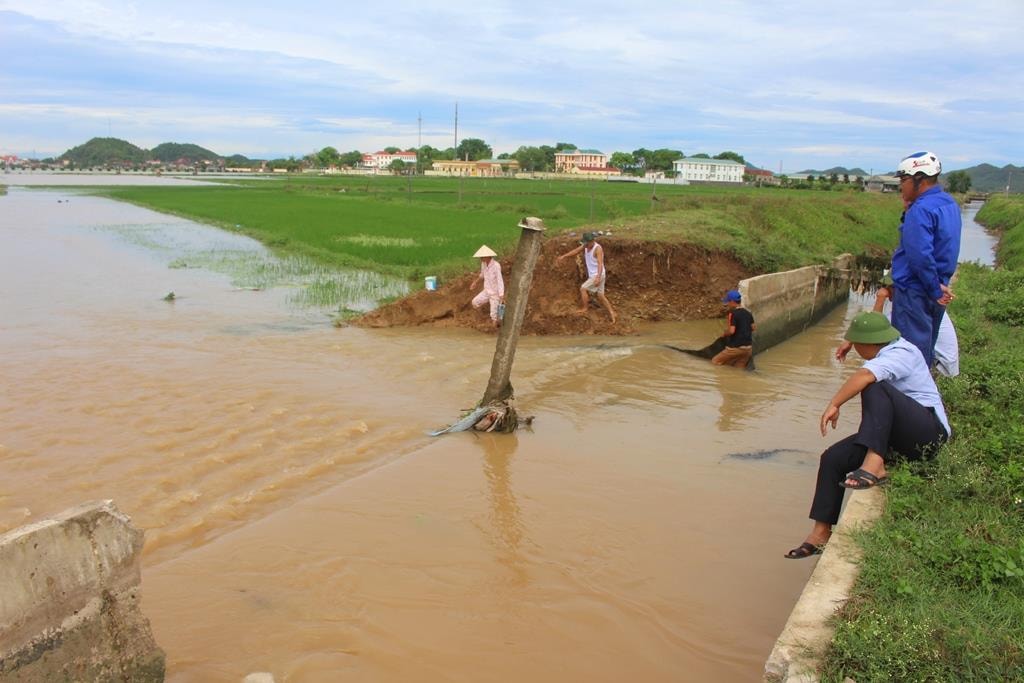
[890,151,961,366]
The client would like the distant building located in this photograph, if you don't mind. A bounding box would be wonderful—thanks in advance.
[429,159,520,177]
[865,174,900,192]
[362,151,418,170]
[554,149,608,173]
[672,158,744,183]
[745,167,779,185]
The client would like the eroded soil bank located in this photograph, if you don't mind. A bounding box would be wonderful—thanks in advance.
[355,235,753,335]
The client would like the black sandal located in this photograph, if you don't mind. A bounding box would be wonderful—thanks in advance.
[840,468,889,490]
[784,542,824,560]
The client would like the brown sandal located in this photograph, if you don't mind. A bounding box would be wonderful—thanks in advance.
[784,542,824,560]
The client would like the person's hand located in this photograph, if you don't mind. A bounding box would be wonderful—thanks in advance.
[820,404,840,436]
[937,283,954,306]
[835,341,853,362]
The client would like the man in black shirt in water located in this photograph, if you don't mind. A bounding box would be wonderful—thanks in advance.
[712,289,756,368]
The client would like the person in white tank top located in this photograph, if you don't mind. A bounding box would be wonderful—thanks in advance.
[556,232,617,324]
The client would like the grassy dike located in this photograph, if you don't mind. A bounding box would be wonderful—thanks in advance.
[821,196,1024,681]
[98,178,902,281]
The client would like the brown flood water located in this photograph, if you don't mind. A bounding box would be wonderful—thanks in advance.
[2,187,885,681]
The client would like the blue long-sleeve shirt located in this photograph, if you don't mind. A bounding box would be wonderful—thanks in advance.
[892,186,961,300]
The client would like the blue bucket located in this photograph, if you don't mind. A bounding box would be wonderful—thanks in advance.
[424,276,437,291]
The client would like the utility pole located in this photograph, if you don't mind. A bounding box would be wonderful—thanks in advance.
[417,111,422,175]
[481,217,546,407]
[453,101,458,159]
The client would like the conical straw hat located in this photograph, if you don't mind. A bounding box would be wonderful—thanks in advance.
[473,245,497,258]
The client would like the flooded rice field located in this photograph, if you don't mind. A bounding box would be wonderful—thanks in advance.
[0,186,995,681]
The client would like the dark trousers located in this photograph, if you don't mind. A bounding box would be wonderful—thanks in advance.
[809,381,948,525]
[891,286,946,367]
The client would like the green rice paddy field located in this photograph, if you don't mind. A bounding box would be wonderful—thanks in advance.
[100,176,904,279]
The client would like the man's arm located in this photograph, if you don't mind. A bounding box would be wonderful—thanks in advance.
[595,245,606,279]
[873,286,890,313]
[902,206,943,300]
[820,368,876,435]
[722,311,735,338]
[557,245,583,261]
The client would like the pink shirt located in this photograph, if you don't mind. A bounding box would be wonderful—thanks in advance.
[480,259,504,297]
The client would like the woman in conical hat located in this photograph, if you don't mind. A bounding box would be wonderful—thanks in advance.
[470,245,504,329]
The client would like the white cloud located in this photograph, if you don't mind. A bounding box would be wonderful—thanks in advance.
[2,1,1022,169]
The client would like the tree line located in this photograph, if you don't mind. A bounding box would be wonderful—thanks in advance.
[306,140,748,176]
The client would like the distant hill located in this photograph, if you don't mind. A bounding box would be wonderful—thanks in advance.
[948,163,1023,194]
[225,154,258,167]
[796,166,869,177]
[61,137,149,166]
[58,137,262,167]
[150,142,220,163]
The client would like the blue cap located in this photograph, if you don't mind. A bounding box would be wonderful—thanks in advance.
[721,289,741,303]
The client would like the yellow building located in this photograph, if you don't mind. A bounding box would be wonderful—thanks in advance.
[429,159,520,176]
[554,148,608,173]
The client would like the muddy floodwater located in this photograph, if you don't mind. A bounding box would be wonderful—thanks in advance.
[0,187,995,681]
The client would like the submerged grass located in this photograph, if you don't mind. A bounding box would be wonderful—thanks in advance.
[819,208,1024,681]
[98,177,903,280]
[100,221,408,312]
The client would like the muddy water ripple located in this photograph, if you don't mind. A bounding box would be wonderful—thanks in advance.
[2,187,900,681]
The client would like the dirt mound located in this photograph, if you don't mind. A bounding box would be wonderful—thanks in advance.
[354,236,753,335]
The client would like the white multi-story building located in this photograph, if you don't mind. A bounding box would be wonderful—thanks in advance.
[672,157,744,183]
[362,150,418,170]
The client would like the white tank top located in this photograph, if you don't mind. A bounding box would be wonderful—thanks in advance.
[584,244,602,278]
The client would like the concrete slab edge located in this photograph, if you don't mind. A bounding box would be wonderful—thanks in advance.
[763,488,884,682]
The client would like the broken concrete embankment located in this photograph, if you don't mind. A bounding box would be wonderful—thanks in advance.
[0,501,165,681]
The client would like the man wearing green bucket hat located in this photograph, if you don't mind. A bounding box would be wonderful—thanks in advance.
[785,311,951,560]
[865,271,960,378]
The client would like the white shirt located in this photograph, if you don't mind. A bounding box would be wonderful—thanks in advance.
[863,337,951,436]
[933,313,959,377]
[583,243,603,279]
[879,301,959,377]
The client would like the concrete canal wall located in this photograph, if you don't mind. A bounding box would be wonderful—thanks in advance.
[748,253,881,682]
[0,501,165,681]
[740,254,855,354]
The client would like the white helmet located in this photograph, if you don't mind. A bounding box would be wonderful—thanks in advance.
[896,151,941,177]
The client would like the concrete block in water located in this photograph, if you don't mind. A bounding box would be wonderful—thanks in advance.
[742,254,854,354]
[0,500,165,681]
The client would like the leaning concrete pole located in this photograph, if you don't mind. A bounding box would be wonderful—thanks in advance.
[481,216,546,406]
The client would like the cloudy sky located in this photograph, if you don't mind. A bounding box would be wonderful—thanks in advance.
[2,1,1022,173]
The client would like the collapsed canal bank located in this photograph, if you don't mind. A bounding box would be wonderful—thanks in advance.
[355,236,754,335]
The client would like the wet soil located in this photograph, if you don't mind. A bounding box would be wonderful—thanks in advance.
[355,236,753,335]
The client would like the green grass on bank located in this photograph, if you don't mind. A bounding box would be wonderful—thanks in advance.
[977,195,1024,270]
[97,177,902,280]
[821,204,1024,681]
